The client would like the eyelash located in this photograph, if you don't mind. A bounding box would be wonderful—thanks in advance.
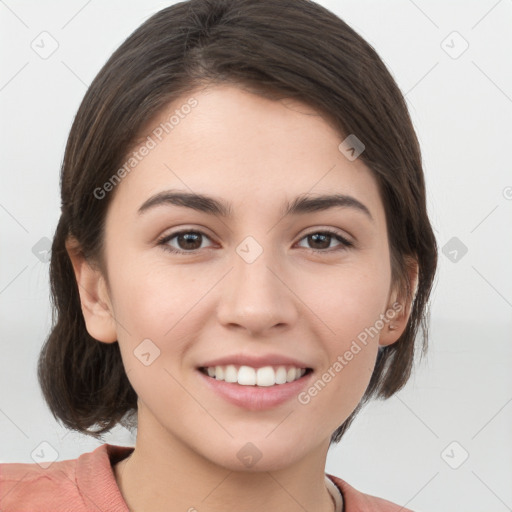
[156,229,354,255]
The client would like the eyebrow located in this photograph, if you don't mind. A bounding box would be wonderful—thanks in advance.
[137,190,373,222]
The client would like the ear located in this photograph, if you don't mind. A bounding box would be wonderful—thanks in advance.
[379,255,419,347]
[65,237,117,344]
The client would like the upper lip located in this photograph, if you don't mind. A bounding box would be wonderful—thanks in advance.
[198,354,312,369]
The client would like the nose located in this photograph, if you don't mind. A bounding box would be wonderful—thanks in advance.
[216,245,299,336]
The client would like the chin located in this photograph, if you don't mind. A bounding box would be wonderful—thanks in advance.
[198,435,313,473]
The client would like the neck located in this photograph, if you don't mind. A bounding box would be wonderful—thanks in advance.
[114,410,335,512]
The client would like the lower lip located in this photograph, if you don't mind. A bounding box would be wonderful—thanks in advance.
[197,369,314,410]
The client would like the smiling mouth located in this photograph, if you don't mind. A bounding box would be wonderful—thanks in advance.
[198,365,313,387]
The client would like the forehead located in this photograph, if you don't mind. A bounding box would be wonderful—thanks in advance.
[109,84,385,227]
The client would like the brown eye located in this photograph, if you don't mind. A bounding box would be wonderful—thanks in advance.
[297,230,353,252]
[158,230,214,254]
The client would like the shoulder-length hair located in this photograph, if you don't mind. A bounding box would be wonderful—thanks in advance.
[38,0,438,444]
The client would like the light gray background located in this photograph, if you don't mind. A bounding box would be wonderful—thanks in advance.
[1,1,511,511]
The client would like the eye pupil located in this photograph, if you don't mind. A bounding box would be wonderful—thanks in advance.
[178,232,202,250]
[309,233,330,249]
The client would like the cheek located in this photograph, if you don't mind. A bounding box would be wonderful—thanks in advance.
[107,248,202,337]
[296,275,383,425]
[287,259,389,423]
[107,257,202,407]
[298,256,391,346]
[106,250,217,387]
[301,354,377,441]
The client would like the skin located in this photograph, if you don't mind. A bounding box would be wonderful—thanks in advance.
[67,84,417,512]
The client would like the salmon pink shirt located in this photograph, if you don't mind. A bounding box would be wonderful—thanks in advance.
[0,443,413,511]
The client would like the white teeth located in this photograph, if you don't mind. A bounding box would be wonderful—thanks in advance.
[275,366,287,384]
[224,364,238,383]
[238,366,257,385]
[203,365,308,386]
[256,366,274,387]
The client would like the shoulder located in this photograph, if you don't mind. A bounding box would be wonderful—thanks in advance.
[0,443,132,512]
[0,454,82,511]
[326,473,415,512]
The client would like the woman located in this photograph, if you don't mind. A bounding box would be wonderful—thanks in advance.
[0,0,437,510]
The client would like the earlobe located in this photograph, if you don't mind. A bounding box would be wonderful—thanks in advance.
[65,237,118,344]
[379,319,404,347]
[379,256,419,347]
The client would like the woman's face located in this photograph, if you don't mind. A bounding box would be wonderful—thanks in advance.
[88,84,404,470]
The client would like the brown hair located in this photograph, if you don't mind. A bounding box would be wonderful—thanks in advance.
[37,0,438,445]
